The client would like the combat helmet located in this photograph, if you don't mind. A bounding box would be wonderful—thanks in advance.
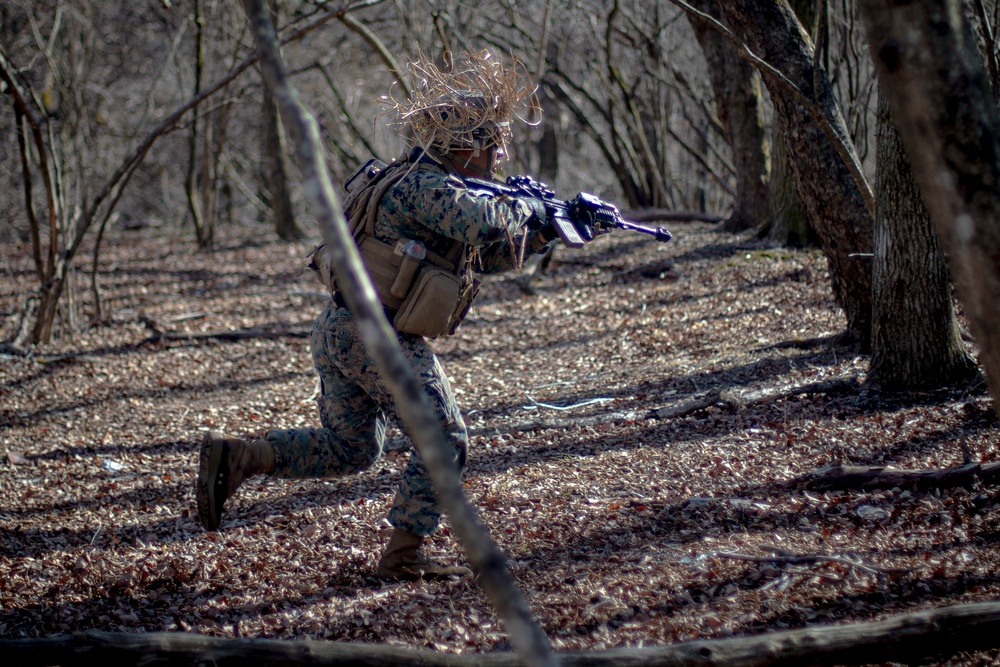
[381,50,540,164]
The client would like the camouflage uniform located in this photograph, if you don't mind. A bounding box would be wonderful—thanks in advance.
[263,155,553,536]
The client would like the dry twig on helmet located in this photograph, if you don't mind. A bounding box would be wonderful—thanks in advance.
[379,50,540,159]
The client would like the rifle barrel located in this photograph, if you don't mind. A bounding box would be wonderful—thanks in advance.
[618,219,673,243]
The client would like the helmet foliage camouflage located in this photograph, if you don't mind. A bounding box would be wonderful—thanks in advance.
[380,50,539,160]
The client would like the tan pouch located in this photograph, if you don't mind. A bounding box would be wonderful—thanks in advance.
[394,267,465,337]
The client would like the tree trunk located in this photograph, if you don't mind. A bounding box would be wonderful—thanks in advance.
[263,83,304,241]
[719,0,874,351]
[860,0,1000,413]
[185,0,214,250]
[765,116,812,246]
[688,0,771,233]
[868,92,979,391]
[536,87,560,187]
[765,0,814,247]
[262,0,305,242]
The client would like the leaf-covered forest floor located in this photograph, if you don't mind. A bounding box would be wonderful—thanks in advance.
[2,221,999,663]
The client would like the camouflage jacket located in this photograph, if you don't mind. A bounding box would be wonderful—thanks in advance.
[372,156,553,274]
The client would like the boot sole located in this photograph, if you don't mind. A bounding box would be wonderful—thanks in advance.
[196,431,225,531]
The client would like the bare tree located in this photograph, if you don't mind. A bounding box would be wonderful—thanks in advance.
[687,0,771,232]
[860,0,1000,409]
[685,0,875,350]
[867,91,980,391]
[0,2,99,344]
[764,0,815,247]
[0,1,383,347]
[543,1,727,211]
[185,0,243,250]
[261,0,306,242]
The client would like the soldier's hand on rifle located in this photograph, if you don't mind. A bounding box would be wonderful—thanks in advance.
[521,196,550,228]
[519,197,562,244]
[570,206,612,242]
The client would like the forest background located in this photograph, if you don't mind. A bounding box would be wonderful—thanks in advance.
[4,0,1000,665]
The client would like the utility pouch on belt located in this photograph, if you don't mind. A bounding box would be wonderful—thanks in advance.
[309,155,478,338]
[394,267,480,338]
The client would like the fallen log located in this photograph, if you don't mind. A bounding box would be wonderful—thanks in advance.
[786,461,1000,491]
[6,600,1000,667]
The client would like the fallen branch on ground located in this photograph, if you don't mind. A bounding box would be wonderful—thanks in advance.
[786,461,1000,491]
[712,546,917,575]
[7,600,1000,666]
[138,315,308,343]
[143,327,310,343]
[648,377,859,420]
[385,409,645,450]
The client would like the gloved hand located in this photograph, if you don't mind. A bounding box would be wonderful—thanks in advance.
[571,207,596,242]
[571,206,614,242]
[567,192,617,242]
[521,196,550,227]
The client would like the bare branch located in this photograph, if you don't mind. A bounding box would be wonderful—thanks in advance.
[238,2,556,665]
[338,12,410,99]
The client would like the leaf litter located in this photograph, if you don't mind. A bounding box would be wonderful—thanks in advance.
[1,222,998,664]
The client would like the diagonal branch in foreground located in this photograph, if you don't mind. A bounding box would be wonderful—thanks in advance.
[237,2,555,666]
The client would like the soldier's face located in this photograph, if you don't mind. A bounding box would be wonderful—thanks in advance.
[487,146,500,174]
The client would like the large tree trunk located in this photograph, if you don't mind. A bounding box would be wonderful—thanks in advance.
[262,0,305,242]
[263,82,305,241]
[719,0,874,351]
[765,115,812,246]
[860,0,1000,412]
[868,92,979,391]
[688,0,771,233]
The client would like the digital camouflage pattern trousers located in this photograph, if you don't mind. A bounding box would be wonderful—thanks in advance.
[263,300,468,537]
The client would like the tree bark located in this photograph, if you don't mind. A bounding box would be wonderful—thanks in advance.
[868,92,979,391]
[688,0,771,233]
[764,0,814,247]
[263,79,305,241]
[716,0,874,350]
[238,3,556,666]
[185,0,215,250]
[262,0,305,242]
[764,116,812,246]
[860,0,1000,413]
[7,600,1000,666]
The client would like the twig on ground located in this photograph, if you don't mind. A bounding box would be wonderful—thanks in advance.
[711,547,917,575]
[522,396,614,411]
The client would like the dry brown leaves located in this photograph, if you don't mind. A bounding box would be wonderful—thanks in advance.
[1,222,998,663]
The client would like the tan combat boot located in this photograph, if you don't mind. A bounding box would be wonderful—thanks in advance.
[375,527,472,581]
[196,430,275,531]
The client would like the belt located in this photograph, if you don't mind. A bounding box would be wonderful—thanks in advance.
[332,292,397,320]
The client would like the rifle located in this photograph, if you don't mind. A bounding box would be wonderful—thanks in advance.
[463,174,673,248]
